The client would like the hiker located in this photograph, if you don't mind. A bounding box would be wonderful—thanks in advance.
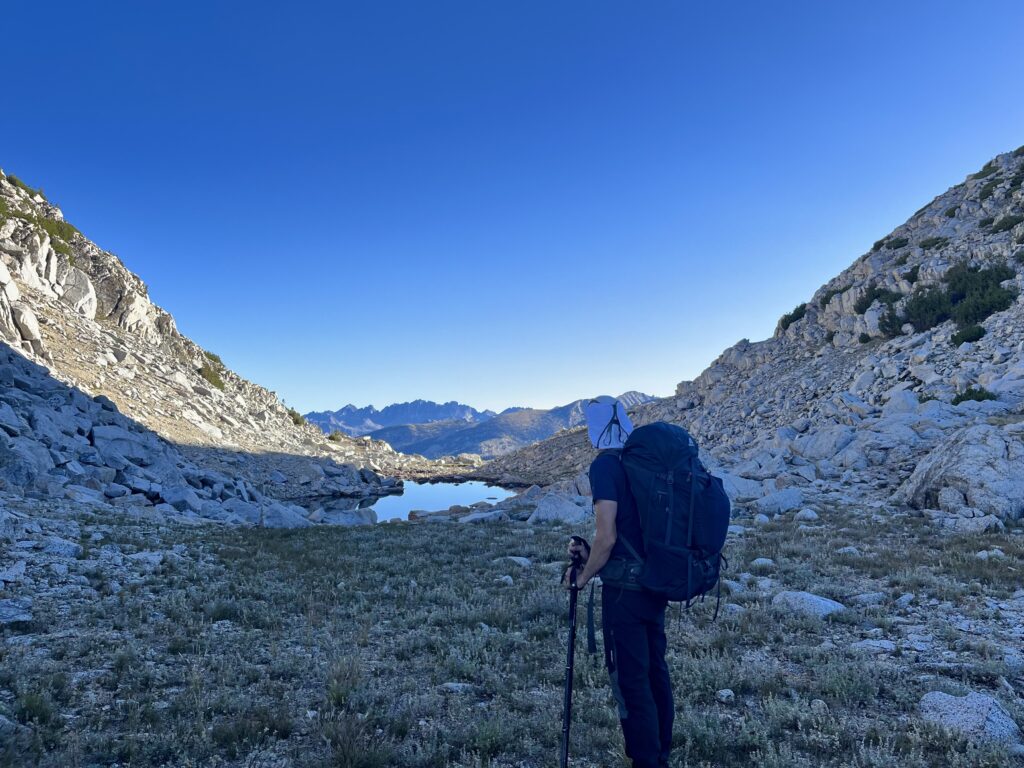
[565,396,674,768]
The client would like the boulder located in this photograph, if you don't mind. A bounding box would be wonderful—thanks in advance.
[793,424,856,461]
[892,424,1024,519]
[0,432,54,488]
[772,591,846,618]
[161,485,203,514]
[754,488,803,515]
[90,424,155,463]
[220,497,261,524]
[719,472,764,503]
[459,509,509,523]
[919,691,1022,749]
[60,267,98,318]
[0,597,32,625]
[527,493,590,525]
[11,304,41,342]
[260,501,313,528]
[883,390,919,415]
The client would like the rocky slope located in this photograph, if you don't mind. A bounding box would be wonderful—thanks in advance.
[371,392,654,459]
[478,146,1024,530]
[0,170,476,528]
[305,399,495,437]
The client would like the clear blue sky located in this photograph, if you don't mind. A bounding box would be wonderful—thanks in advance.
[3,1,1023,412]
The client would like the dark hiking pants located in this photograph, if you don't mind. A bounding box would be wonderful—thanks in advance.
[602,586,674,768]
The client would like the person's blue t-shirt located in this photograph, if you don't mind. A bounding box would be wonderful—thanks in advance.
[589,451,644,561]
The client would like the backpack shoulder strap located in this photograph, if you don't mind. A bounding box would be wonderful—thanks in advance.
[619,534,643,564]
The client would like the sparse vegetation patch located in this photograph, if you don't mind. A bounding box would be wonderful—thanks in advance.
[950,324,986,346]
[979,180,1000,201]
[919,236,948,250]
[779,303,807,331]
[952,387,998,405]
[897,263,1017,332]
[3,173,46,199]
[854,284,901,315]
[971,160,999,179]
[990,214,1023,234]
[199,363,225,390]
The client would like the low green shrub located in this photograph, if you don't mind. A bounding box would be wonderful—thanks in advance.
[990,214,1023,233]
[199,363,225,390]
[1015,145,1024,157]
[894,254,908,266]
[818,286,846,308]
[328,430,344,442]
[897,262,1017,333]
[854,284,901,314]
[950,324,985,346]
[904,265,920,284]
[879,307,904,338]
[203,350,224,366]
[779,303,807,331]
[15,691,55,725]
[944,262,1015,303]
[919,236,948,250]
[858,332,872,344]
[1014,249,1024,264]
[979,180,999,200]
[1010,171,1024,190]
[952,387,997,405]
[825,330,836,344]
[871,238,885,251]
[944,206,958,218]
[886,236,909,249]
[972,161,999,179]
[903,287,952,331]
[4,173,45,199]
[287,407,306,426]
[36,216,79,243]
[979,217,994,228]
[950,283,1017,326]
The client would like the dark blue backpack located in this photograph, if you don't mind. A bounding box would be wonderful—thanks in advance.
[620,422,730,604]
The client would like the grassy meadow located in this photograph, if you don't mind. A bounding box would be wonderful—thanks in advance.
[2,505,1022,767]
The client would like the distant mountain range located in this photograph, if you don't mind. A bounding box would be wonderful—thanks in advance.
[304,400,495,437]
[305,393,655,459]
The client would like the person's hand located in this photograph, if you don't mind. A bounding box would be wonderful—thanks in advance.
[564,564,589,589]
[567,536,590,564]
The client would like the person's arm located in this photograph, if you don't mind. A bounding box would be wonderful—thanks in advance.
[575,500,617,588]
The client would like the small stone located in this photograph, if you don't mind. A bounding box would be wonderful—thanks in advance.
[810,699,829,716]
[836,546,860,556]
[495,574,514,586]
[754,514,771,526]
[716,688,735,704]
[441,682,474,693]
[895,593,915,608]
[727,524,746,535]
[794,508,819,522]
[750,558,775,570]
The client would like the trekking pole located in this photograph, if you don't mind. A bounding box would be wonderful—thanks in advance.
[560,548,584,768]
